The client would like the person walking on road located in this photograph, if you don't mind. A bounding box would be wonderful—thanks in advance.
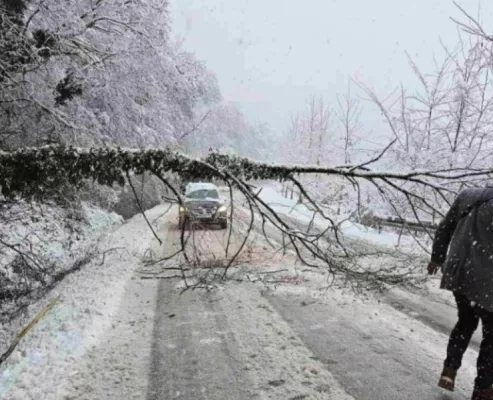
[429,187,493,400]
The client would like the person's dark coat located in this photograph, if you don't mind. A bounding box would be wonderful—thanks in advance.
[432,187,493,312]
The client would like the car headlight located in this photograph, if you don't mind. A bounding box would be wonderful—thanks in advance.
[217,205,227,213]
[179,206,186,213]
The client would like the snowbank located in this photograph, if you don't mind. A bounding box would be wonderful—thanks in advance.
[254,186,423,250]
[0,204,169,399]
[0,201,119,265]
[0,201,123,320]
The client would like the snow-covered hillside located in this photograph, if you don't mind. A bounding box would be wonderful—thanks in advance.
[0,201,123,323]
[0,205,168,399]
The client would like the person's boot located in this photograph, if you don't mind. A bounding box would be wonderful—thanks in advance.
[472,386,493,400]
[438,366,458,391]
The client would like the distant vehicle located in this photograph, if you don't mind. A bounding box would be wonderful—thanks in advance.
[178,182,228,229]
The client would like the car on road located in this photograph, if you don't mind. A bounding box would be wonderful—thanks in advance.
[178,182,228,229]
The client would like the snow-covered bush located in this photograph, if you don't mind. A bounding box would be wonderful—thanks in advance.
[0,199,122,321]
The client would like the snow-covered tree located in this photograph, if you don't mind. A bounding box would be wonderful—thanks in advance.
[279,93,366,213]
[0,0,221,149]
[181,101,278,160]
[336,82,364,165]
[356,30,493,220]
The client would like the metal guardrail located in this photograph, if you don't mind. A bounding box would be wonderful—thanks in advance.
[365,215,438,234]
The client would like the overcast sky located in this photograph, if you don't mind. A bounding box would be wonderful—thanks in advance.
[170,0,493,141]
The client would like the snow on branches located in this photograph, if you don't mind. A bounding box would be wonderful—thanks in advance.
[0,144,488,224]
[0,142,485,291]
[0,0,221,150]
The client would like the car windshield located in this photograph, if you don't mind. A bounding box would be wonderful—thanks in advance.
[186,189,219,199]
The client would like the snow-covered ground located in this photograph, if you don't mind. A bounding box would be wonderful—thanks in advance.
[241,184,430,288]
[0,201,123,321]
[0,192,476,399]
[253,185,421,250]
[0,201,122,270]
[60,207,480,399]
[0,205,169,399]
[254,185,461,304]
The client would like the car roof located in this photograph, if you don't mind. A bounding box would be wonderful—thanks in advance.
[185,182,218,193]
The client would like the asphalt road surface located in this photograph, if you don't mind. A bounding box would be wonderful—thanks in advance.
[65,210,481,400]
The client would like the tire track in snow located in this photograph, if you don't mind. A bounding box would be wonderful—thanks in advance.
[145,219,354,400]
[266,290,477,400]
[146,280,255,400]
[145,217,256,400]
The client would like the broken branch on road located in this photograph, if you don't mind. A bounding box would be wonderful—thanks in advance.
[0,144,479,289]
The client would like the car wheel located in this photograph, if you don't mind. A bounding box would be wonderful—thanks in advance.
[220,221,228,230]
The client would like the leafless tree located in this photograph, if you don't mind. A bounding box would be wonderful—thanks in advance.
[337,81,363,165]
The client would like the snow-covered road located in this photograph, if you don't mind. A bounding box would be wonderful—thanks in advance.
[60,214,354,400]
[267,289,477,400]
[0,202,482,399]
[145,280,353,400]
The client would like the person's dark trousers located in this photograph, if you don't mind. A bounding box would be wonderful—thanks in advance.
[445,292,493,389]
